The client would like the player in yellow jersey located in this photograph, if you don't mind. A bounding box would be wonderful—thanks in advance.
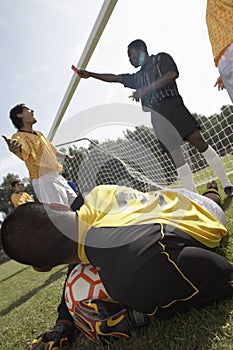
[2,104,77,206]
[2,184,233,333]
[10,179,35,207]
[206,0,233,103]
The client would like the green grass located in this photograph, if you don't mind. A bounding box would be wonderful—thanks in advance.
[1,177,233,350]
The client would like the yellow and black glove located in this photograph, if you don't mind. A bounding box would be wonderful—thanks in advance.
[27,320,75,350]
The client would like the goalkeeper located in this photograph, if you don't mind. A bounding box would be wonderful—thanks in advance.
[1,183,233,348]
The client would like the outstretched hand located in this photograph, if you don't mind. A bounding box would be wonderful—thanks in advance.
[2,135,22,153]
[77,70,90,79]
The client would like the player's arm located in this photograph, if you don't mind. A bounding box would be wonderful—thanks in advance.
[10,194,18,208]
[43,136,74,161]
[133,53,179,99]
[78,70,123,83]
[2,134,30,162]
[2,135,22,155]
[56,149,75,160]
[25,193,35,203]
[133,71,178,99]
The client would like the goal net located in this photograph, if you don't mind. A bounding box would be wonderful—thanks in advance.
[56,104,233,195]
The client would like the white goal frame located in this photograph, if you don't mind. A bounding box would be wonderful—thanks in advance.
[47,0,118,141]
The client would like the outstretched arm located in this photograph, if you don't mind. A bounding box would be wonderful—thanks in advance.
[2,135,22,154]
[78,70,123,84]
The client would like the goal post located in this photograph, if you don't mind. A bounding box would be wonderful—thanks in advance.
[47,0,118,142]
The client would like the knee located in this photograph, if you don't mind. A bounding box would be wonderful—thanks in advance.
[197,143,209,153]
[187,134,208,153]
[170,149,186,167]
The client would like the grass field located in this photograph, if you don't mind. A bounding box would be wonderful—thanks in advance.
[1,179,233,350]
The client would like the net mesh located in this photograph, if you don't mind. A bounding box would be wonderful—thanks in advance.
[57,105,233,194]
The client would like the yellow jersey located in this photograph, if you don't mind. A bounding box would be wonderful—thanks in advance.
[77,185,227,263]
[206,0,233,66]
[11,130,62,180]
[11,192,34,207]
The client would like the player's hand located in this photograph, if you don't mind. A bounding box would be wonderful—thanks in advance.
[2,135,22,153]
[65,154,75,160]
[27,322,75,350]
[129,88,147,102]
[78,70,90,79]
[73,299,151,343]
[214,76,225,90]
[128,91,140,102]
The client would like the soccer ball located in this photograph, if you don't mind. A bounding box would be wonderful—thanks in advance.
[65,262,110,317]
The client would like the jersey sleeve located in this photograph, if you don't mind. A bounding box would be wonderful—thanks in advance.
[157,53,179,76]
[122,72,143,89]
[11,194,18,207]
[11,133,31,161]
[24,192,34,202]
[38,131,57,155]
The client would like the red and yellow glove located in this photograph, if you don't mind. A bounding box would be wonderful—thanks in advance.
[73,298,151,344]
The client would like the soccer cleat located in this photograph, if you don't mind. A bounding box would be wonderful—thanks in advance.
[224,186,233,197]
[202,180,221,205]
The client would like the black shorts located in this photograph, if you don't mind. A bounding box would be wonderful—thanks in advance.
[151,96,201,141]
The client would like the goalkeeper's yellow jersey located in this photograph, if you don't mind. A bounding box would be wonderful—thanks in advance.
[206,0,233,66]
[77,185,227,262]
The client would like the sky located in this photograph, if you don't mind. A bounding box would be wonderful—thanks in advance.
[0,0,231,183]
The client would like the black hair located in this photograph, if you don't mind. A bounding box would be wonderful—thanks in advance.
[128,39,148,53]
[11,179,21,188]
[1,203,72,268]
[9,104,25,130]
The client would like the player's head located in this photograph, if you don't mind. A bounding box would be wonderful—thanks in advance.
[11,179,23,192]
[9,104,36,130]
[127,39,148,68]
[11,179,23,193]
[1,202,77,270]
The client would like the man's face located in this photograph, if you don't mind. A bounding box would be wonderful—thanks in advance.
[17,105,37,125]
[128,48,145,68]
[13,182,23,192]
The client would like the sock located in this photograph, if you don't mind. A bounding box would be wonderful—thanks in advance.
[202,145,231,189]
[177,163,196,192]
